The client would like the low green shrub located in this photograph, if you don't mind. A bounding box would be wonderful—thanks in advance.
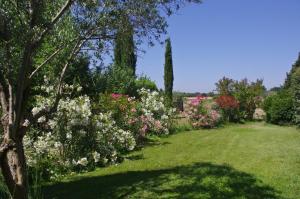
[135,75,158,93]
[263,90,294,125]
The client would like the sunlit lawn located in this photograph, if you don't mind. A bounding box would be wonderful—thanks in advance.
[43,122,300,199]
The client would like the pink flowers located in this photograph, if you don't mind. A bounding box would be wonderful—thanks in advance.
[189,96,206,106]
[128,118,137,125]
[111,93,123,99]
[185,97,222,129]
[154,120,163,130]
[139,124,148,136]
[111,93,129,100]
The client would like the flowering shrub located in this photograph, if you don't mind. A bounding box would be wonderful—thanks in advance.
[215,95,240,122]
[25,81,136,180]
[253,108,266,121]
[97,89,175,140]
[135,88,175,137]
[22,76,176,181]
[185,97,222,129]
[215,95,239,109]
[97,93,137,131]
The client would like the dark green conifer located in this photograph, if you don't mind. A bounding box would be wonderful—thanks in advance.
[113,19,136,76]
[164,38,174,107]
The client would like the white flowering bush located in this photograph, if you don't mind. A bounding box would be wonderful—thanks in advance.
[135,88,175,137]
[92,112,136,162]
[24,79,174,180]
[25,80,136,180]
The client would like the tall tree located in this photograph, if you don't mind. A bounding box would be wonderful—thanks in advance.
[164,38,174,106]
[215,77,235,96]
[291,67,300,126]
[114,18,136,76]
[0,1,200,198]
[284,53,300,89]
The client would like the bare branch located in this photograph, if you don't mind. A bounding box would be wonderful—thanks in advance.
[56,38,85,100]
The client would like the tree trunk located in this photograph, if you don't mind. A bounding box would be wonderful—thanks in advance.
[0,128,28,199]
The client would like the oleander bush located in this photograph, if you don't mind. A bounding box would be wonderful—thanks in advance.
[215,95,240,122]
[185,96,222,129]
[136,88,176,136]
[23,79,174,181]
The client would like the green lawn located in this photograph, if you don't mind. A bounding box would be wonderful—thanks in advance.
[43,123,300,199]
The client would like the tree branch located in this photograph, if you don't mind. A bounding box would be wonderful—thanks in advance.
[24,37,87,130]
[29,47,63,79]
[0,139,16,160]
[34,0,74,46]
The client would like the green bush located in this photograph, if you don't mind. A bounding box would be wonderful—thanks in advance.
[263,91,294,125]
[135,75,158,93]
[106,65,136,96]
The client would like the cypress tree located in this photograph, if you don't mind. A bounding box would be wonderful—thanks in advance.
[113,19,136,76]
[284,53,300,89]
[164,38,174,107]
[114,31,123,67]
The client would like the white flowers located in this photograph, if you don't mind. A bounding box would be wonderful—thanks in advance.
[24,83,173,180]
[66,132,72,139]
[32,107,40,116]
[37,116,46,123]
[137,88,174,135]
[161,114,169,120]
[93,151,101,163]
[54,142,62,148]
[76,157,88,166]
[94,112,136,152]
[30,132,53,155]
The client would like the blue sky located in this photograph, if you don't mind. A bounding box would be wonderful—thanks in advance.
[136,0,300,92]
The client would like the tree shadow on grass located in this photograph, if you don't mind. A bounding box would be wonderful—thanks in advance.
[135,140,171,151]
[124,154,144,161]
[43,162,283,199]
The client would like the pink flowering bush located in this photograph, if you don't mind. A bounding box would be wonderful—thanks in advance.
[97,93,136,131]
[185,97,222,129]
[134,88,175,138]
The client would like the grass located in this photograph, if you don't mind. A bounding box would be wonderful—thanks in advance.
[37,123,300,198]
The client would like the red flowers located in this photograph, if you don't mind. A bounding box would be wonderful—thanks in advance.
[215,95,239,109]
